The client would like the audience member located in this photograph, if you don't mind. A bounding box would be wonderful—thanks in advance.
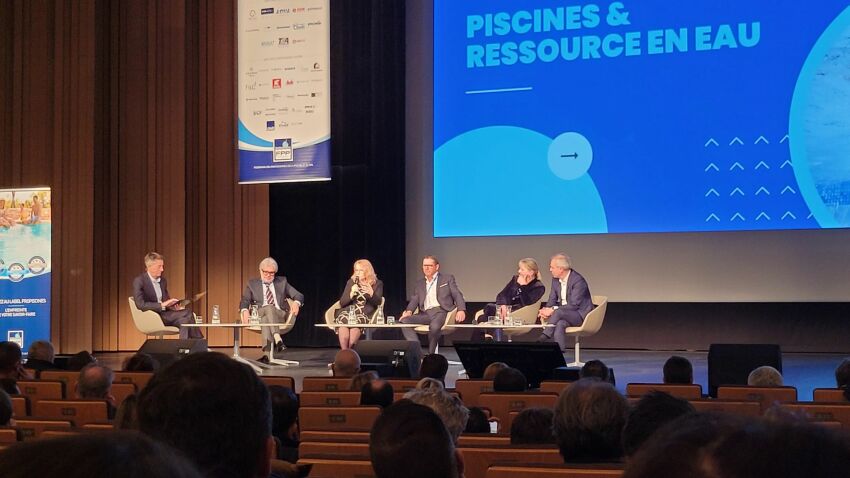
[24,340,57,375]
[0,341,32,394]
[67,350,97,371]
[416,377,445,390]
[580,359,611,382]
[115,393,138,430]
[404,387,470,444]
[0,431,204,478]
[747,365,783,387]
[137,352,273,478]
[268,385,300,464]
[621,391,695,457]
[420,353,449,384]
[370,400,463,478]
[553,378,629,463]
[482,361,509,380]
[662,356,693,384]
[464,407,491,433]
[510,407,555,445]
[332,349,361,377]
[361,379,394,408]
[0,389,13,426]
[349,370,379,391]
[493,367,527,392]
[122,352,159,372]
[835,358,850,389]
[76,363,117,417]
[623,413,850,478]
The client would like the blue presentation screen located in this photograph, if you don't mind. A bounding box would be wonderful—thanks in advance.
[433,1,850,237]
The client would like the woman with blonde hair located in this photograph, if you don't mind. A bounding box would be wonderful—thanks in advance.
[335,259,384,349]
[472,258,546,341]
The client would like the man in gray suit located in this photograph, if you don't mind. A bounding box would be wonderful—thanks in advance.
[537,253,594,351]
[239,257,304,353]
[400,255,467,354]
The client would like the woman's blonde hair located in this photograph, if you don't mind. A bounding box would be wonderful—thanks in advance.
[518,257,542,281]
[354,259,378,285]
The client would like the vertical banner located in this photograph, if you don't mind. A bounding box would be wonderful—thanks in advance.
[0,188,51,354]
[237,0,332,184]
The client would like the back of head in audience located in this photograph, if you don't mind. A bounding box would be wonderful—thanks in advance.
[67,350,97,371]
[663,356,693,384]
[26,340,55,364]
[137,352,273,478]
[621,391,695,457]
[420,353,449,383]
[0,430,204,478]
[349,370,379,391]
[493,367,528,392]
[835,358,850,389]
[0,341,23,376]
[511,407,555,445]
[76,364,115,403]
[370,400,462,478]
[416,377,445,390]
[333,349,361,377]
[747,365,783,387]
[361,379,394,408]
[268,384,300,462]
[404,387,470,444]
[0,389,12,426]
[623,412,850,478]
[122,352,159,372]
[115,393,139,430]
[482,361,509,381]
[580,360,610,382]
[464,407,490,434]
[553,378,629,463]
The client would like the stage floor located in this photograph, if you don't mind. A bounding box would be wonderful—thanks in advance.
[94,346,847,401]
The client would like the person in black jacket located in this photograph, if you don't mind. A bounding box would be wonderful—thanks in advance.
[472,257,546,341]
[335,259,384,350]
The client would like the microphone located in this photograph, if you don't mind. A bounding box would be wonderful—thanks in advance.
[354,276,360,286]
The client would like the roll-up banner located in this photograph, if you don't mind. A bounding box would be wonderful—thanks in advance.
[0,187,52,354]
[237,0,331,184]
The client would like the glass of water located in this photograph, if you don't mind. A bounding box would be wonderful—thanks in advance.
[386,315,395,325]
[194,315,203,324]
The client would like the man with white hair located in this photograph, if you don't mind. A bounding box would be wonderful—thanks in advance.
[239,257,304,353]
[537,253,594,352]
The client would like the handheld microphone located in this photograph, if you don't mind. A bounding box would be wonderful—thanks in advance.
[354,276,360,286]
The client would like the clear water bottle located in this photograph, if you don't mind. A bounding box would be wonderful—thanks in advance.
[375,305,385,325]
[250,304,260,324]
[211,305,221,324]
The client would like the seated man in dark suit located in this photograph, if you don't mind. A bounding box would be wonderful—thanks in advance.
[537,253,593,352]
[239,257,304,353]
[132,252,202,339]
[400,255,467,354]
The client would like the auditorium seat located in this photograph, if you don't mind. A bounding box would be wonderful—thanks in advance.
[688,398,761,417]
[302,376,353,392]
[300,430,370,443]
[32,399,110,426]
[300,440,370,459]
[538,381,573,395]
[563,295,608,367]
[385,378,419,393]
[0,427,21,445]
[82,422,115,431]
[459,445,563,478]
[300,391,362,407]
[16,380,66,400]
[111,382,137,406]
[10,395,30,417]
[296,457,374,478]
[13,418,73,440]
[458,433,511,446]
[486,463,624,478]
[259,376,296,391]
[478,392,559,426]
[780,402,850,429]
[813,388,847,402]
[454,379,494,407]
[716,385,797,413]
[39,370,79,398]
[113,371,154,391]
[299,406,381,432]
[40,428,85,439]
[625,383,702,399]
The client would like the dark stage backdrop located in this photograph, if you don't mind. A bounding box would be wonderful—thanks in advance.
[270,1,407,347]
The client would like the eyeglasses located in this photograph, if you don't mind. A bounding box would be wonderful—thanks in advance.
[422,263,437,268]
[260,270,276,275]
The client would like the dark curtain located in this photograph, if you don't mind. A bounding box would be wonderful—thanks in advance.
[269,0,406,347]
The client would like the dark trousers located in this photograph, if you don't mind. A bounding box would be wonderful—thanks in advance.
[400,308,447,354]
[161,309,202,339]
[470,303,499,341]
[541,308,583,350]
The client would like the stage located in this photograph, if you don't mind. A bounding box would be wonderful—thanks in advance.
[94,346,846,401]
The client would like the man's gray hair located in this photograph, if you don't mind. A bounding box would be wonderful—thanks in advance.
[77,364,114,399]
[551,253,572,270]
[403,388,469,443]
[258,257,278,273]
[27,340,54,362]
[144,252,164,267]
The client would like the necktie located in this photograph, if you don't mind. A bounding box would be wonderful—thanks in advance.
[265,283,275,307]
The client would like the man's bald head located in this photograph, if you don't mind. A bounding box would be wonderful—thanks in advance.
[333,349,361,377]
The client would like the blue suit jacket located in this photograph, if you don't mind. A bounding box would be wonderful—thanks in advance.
[545,269,594,318]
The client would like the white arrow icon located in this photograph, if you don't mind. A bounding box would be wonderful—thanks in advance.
[755,187,770,196]
[756,212,771,221]
[779,134,789,143]
[781,186,797,195]
[780,160,793,169]
[729,137,744,146]
[730,162,744,171]
[704,138,719,147]
[705,188,720,197]
[781,211,797,220]
[705,163,720,172]
[731,213,745,221]
[705,213,720,222]
[754,136,769,145]
[730,187,745,197]
[755,161,770,170]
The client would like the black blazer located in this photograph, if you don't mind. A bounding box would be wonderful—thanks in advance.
[495,276,546,308]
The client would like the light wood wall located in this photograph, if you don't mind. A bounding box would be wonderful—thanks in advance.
[0,0,267,352]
